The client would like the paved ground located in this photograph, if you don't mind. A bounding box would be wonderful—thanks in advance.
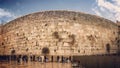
[0,61,72,68]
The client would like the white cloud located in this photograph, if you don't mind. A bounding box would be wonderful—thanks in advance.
[93,0,120,22]
[113,0,120,6]
[0,8,16,23]
[0,8,15,18]
[92,8,102,16]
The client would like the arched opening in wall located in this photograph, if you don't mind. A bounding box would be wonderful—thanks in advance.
[11,49,16,55]
[42,47,50,55]
[106,43,110,54]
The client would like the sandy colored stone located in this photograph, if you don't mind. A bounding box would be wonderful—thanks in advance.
[0,10,119,56]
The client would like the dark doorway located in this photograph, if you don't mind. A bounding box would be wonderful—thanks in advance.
[11,50,15,55]
[42,47,50,55]
[106,43,110,54]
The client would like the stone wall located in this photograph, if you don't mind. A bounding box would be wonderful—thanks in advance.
[116,21,120,53]
[0,11,119,56]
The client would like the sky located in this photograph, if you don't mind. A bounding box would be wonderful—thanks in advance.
[0,0,120,24]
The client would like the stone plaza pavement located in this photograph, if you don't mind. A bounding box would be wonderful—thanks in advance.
[0,61,72,68]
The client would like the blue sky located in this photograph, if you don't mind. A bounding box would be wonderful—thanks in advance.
[0,0,120,23]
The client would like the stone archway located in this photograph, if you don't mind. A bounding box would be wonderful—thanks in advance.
[42,47,50,55]
[11,50,16,55]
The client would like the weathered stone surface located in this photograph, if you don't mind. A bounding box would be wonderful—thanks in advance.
[0,10,119,56]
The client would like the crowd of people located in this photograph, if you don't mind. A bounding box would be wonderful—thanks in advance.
[0,55,72,63]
